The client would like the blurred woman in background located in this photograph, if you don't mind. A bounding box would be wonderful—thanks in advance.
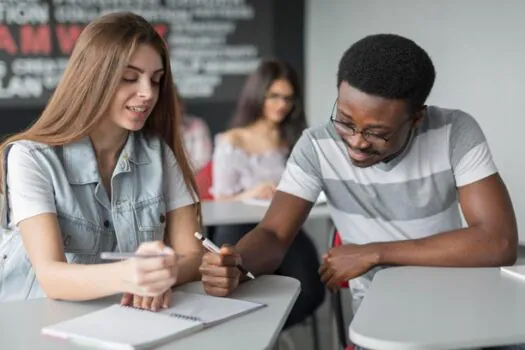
[210,58,325,329]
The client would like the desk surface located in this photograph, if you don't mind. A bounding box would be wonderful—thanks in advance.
[202,200,330,226]
[350,266,525,350]
[0,275,300,350]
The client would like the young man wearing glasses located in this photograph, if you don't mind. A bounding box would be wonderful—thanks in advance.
[200,33,518,333]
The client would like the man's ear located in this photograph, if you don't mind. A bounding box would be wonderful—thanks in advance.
[412,105,427,128]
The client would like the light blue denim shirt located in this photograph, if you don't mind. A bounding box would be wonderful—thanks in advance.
[0,132,195,301]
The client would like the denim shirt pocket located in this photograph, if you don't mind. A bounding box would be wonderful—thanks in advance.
[57,213,100,264]
[133,196,167,243]
[0,231,19,298]
[0,230,38,301]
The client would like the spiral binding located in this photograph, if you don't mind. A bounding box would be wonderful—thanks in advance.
[119,304,203,322]
[167,313,202,322]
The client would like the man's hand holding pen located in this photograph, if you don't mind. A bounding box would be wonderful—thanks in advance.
[199,245,243,297]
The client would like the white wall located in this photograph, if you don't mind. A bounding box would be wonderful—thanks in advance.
[306,0,525,243]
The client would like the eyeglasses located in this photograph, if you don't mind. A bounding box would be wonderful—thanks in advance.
[266,92,296,106]
[329,100,411,145]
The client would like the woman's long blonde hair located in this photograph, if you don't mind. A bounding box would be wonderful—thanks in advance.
[0,12,201,226]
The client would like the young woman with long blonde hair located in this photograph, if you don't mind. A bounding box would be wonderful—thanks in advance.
[0,12,202,311]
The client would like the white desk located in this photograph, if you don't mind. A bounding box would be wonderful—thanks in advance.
[349,266,525,350]
[202,200,330,226]
[0,275,300,350]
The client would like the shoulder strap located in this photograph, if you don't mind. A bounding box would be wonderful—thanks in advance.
[0,143,15,228]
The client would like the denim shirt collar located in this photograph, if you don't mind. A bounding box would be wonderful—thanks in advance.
[62,132,151,185]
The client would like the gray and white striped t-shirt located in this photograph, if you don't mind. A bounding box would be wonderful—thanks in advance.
[277,106,497,302]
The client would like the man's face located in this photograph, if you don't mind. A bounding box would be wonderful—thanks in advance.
[332,82,422,167]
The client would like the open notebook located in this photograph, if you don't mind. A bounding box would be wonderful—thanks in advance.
[41,291,266,350]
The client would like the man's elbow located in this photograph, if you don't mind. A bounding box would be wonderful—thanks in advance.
[495,230,518,266]
[272,243,288,271]
[258,228,288,273]
[264,240,287,273]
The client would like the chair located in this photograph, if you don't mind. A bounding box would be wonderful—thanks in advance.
[195,160,214,201]
[328,229,355,350]
[299,312,320,350]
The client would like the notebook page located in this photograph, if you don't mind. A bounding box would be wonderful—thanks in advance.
[161,291,266,326]
[42,304,203,349]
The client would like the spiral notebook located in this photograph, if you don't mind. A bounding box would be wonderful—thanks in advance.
[41,291,266,350]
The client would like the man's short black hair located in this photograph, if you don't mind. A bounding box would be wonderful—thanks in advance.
[337,34,436,111]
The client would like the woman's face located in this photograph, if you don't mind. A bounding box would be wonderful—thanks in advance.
[107,44,165,132]
[262,79,295,124]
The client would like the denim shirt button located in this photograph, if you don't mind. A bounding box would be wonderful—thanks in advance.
[159,214,166,223]
[103,220,110,228]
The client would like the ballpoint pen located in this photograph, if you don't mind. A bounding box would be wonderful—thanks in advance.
[100,251,180,260]
[194,232,255,279]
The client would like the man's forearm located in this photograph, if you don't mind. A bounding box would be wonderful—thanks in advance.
[374,226,517,267]
[235,226,287,276]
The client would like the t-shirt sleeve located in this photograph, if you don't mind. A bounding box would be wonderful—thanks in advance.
[163,144,198,212]
[277,130,323,202]
[6,143,56,226]
[449,111,498,187]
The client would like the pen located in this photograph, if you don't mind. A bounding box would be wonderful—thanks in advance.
[100,252,180,260]
[194,232,255,280]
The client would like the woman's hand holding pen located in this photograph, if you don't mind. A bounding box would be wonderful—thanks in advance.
[199,245,242,297]
[118,241,179,299]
